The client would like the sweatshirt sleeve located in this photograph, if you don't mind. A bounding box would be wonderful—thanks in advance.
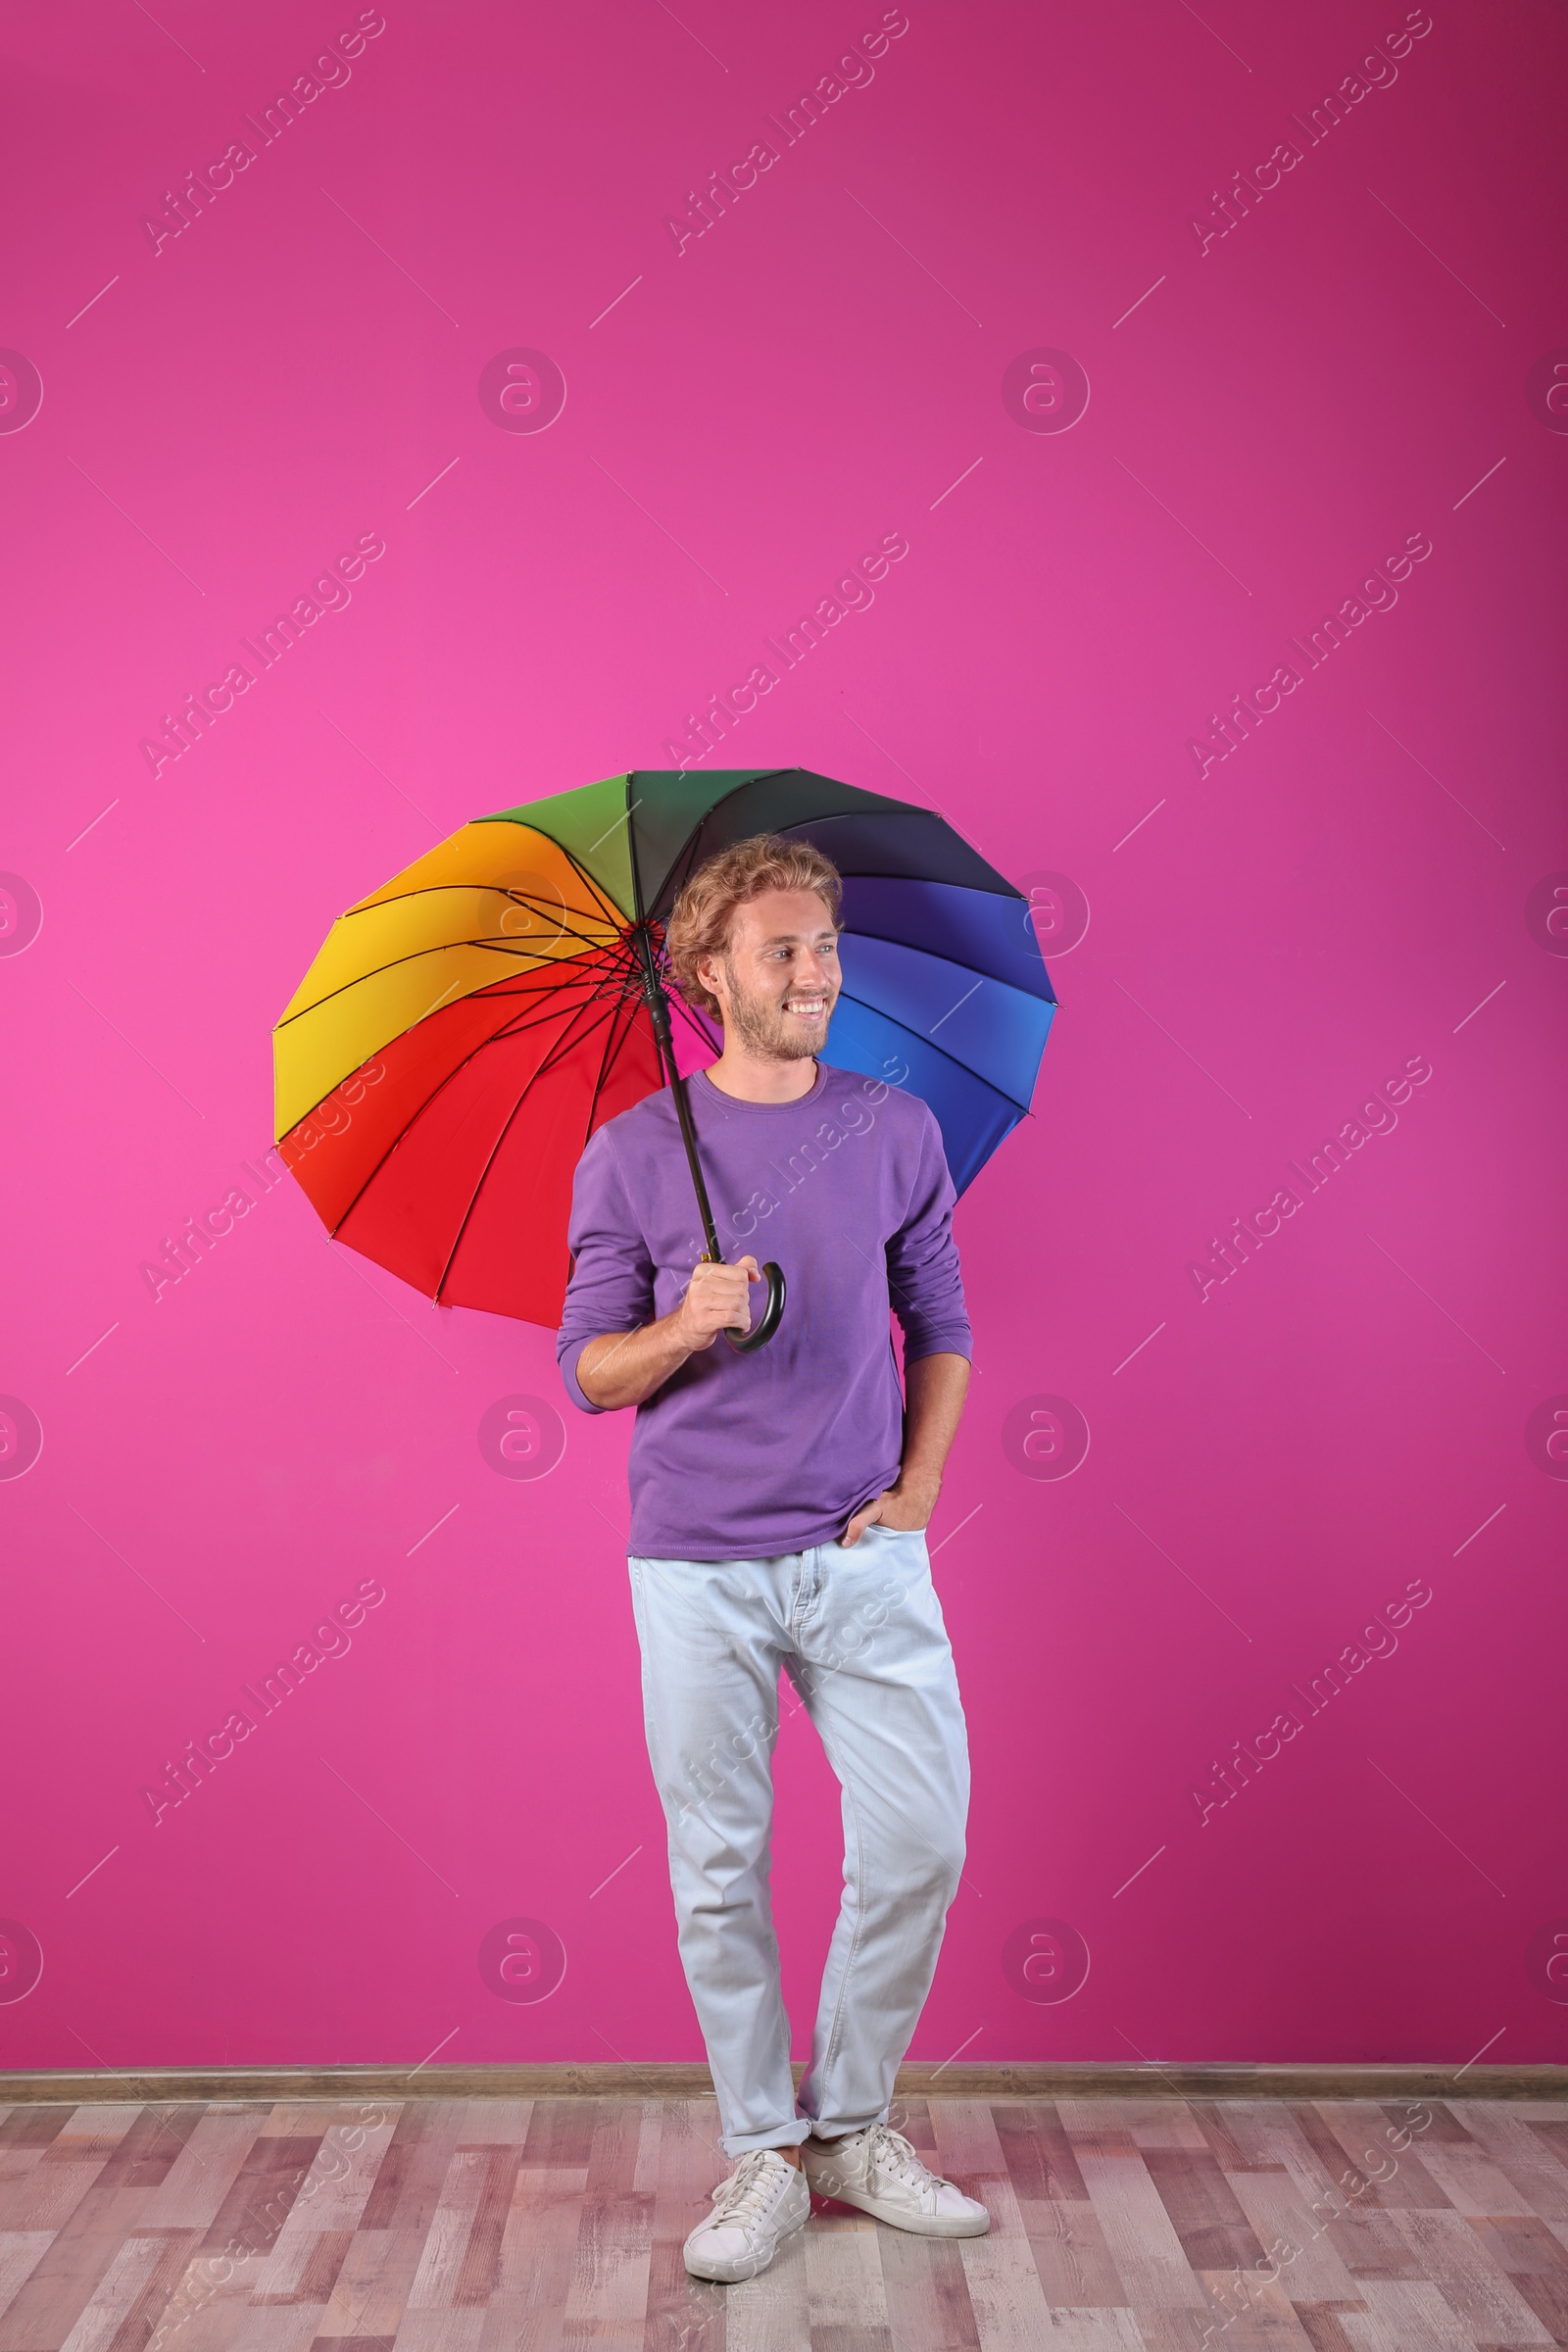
[885,1104,972,1363]
[556,1128,657,1414]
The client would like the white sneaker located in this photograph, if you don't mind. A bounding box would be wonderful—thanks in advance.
[802,2123,991,2236]
[682,2148,809,2282]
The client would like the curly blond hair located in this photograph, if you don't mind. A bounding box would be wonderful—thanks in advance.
[664,834,842,1019]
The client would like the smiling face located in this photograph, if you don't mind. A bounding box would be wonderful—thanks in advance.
[698,887,843,1062]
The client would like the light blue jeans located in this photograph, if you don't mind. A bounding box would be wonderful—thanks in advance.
[627,1524,970,2156]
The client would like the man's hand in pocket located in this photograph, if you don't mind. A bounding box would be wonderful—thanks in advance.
[839,1477,938,1547]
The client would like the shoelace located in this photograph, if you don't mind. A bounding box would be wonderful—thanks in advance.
[865,2125,956,2195]
[709,2150,792,2228]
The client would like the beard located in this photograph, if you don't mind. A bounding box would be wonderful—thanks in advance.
[718,958,835,1061]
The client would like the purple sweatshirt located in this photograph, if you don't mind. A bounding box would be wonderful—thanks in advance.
[556,1060,972,1559]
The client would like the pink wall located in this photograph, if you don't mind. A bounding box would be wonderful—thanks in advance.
[2,0,1565,2071]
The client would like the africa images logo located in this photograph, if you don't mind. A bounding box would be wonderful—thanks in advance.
[478,1917,567,2003]
[1002,1917,1091,2004]
[0,350,44,434]
[0,874,43,956]
[1002,1396,1091,1480]
[478,1396,567,1480]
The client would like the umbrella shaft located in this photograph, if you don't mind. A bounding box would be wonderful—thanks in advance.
[635,930,725,1266]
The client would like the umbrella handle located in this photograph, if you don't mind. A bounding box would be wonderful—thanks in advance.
[726,1259,786,1353]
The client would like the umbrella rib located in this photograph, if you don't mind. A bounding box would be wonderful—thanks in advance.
[789,815,1009,887]
[466,963,621,1040]
[279,964,619,1136]
[626,769,644,922]
[338,825,633,930]
[281,844,638,1036]
[428,955,651,1300]
[431,984,636,1302]
[667,985,721,1058]
[581,985,648,1146]
[479,954,649,1057]
[489,908,628,956]
[481,835,633,938]
[647,772,954,913]
[840,895,1054,998]
[556,843,633,929]
[334,893,621,959]
[304,973,632,1243]
[833,986,1039,1114]
[463,822,634,933]
[285,840,632,1045]
[648,766,799,912]
[274,935,613,1036]
[468,986,637,1134]
[846,936,1056,1026]
[781,858,1020,899]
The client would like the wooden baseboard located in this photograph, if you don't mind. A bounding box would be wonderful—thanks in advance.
[0,2060,1562,2105]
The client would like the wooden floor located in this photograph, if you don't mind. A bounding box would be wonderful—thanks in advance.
[4,2092,1568,2351]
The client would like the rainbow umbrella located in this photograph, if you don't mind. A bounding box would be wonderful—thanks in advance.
[272,768,1056,1337]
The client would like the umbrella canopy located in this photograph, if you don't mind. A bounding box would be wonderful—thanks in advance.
[272,768,1056,1326]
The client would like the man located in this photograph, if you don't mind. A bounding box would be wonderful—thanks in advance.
[556,834,988,2282]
